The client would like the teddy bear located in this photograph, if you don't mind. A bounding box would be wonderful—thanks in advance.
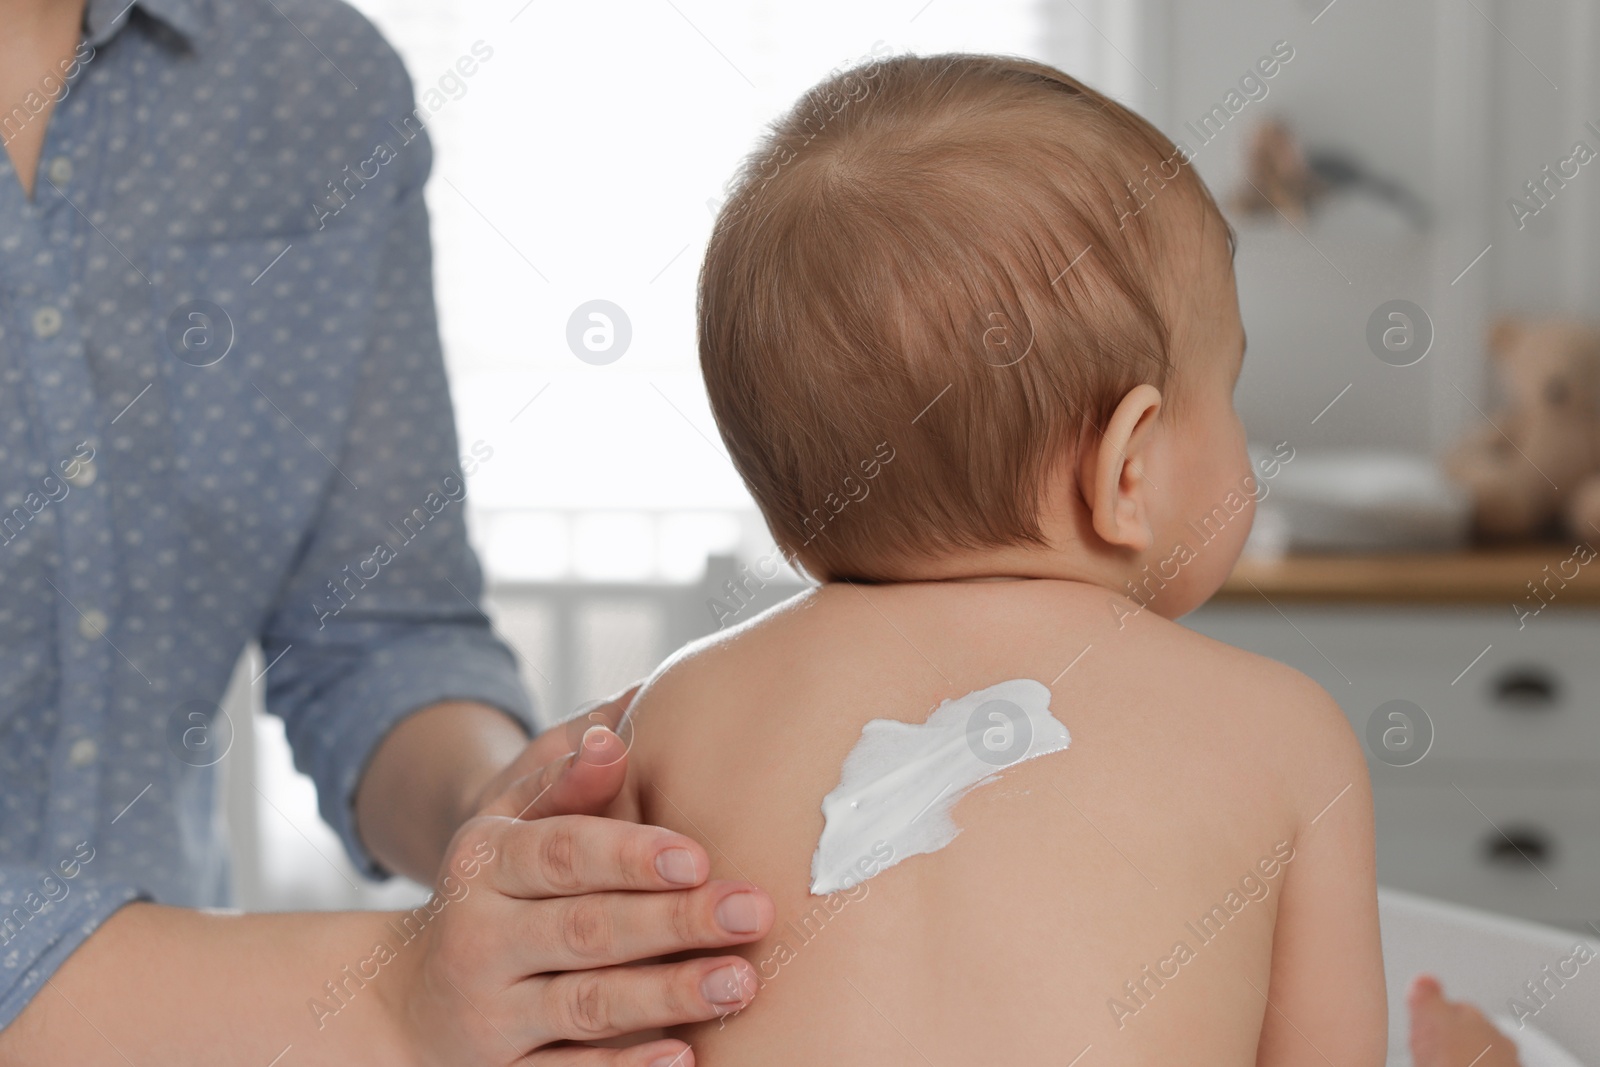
[1230,120,1315,222]
[1444,317,1600,541]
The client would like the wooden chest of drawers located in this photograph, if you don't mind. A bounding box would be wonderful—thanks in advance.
[1186,548,1600,931]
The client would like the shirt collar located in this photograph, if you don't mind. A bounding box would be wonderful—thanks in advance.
[84,0,207,48]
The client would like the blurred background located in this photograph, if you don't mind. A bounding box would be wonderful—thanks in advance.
[223,0,1600,943]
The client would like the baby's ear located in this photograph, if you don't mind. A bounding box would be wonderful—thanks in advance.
[1079,384,1163,552]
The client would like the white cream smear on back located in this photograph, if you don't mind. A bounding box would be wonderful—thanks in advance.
[809,678,1070,895]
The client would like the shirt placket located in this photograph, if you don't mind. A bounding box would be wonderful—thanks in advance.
[1,51,123,861]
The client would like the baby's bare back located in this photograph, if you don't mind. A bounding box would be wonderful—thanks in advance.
[623,579,1381,1065]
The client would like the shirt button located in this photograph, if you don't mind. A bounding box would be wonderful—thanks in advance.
[69,738,98,766]
[78,608,109,639]
[46,156,73,184]
[64,458,96,488]
[33,306,63,339]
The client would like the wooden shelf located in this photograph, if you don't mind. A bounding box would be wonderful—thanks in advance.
[1215,546,1600,606]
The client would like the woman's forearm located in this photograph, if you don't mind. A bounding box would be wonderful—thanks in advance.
[0,902,415,1067]
[355,700,531,883]
[3,730,774,1067]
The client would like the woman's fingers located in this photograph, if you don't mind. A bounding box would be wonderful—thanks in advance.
[453,812,772,981]
[508,880,775,972]
[483,814,714,898]
[421,764,774,1065]
[526,1038,693,1067]
[517,956,761,1048]
[480,726,632,822]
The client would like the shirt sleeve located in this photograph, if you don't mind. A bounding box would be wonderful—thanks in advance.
[256,47,535,881]
[0,863,147,1031]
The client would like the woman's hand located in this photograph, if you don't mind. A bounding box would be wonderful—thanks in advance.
[384,811,771,1067]
[386,696,774,1066]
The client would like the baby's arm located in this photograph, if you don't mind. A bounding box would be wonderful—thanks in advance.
[1256,677,1387,1067]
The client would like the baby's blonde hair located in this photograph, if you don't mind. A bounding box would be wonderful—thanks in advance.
[699,53,1230,582]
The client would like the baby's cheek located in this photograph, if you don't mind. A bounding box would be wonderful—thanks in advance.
[1179,431,1256,608]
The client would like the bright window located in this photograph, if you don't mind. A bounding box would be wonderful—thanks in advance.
[343,0,1055,582]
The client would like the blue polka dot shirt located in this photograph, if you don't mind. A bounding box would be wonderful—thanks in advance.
[0,0,533,1027]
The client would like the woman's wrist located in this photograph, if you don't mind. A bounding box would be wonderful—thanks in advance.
[351,908,433,1067]
[356,701,531,882]
[292,907,429,1066]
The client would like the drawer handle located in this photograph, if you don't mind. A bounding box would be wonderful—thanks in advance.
[1491,666,1560,710]
[1482,826,1555,869]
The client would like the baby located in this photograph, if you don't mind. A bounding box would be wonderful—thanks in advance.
[604,54,1388,1064]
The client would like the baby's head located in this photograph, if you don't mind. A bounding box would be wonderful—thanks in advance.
[699,53,1254,617]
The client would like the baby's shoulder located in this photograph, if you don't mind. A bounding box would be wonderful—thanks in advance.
[1119,607,1367,818]
[1120,602,1339,714]
[619,590,819,747]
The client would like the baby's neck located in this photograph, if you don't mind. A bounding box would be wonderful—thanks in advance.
[861,544,1206,621]
[883,544,1121,590]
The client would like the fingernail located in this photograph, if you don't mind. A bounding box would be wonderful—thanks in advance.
[578,724,612,759]
[655,848,700,885]
[700,963,754,1006]
[648,1052,691,1067]
[715,892,762,934]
